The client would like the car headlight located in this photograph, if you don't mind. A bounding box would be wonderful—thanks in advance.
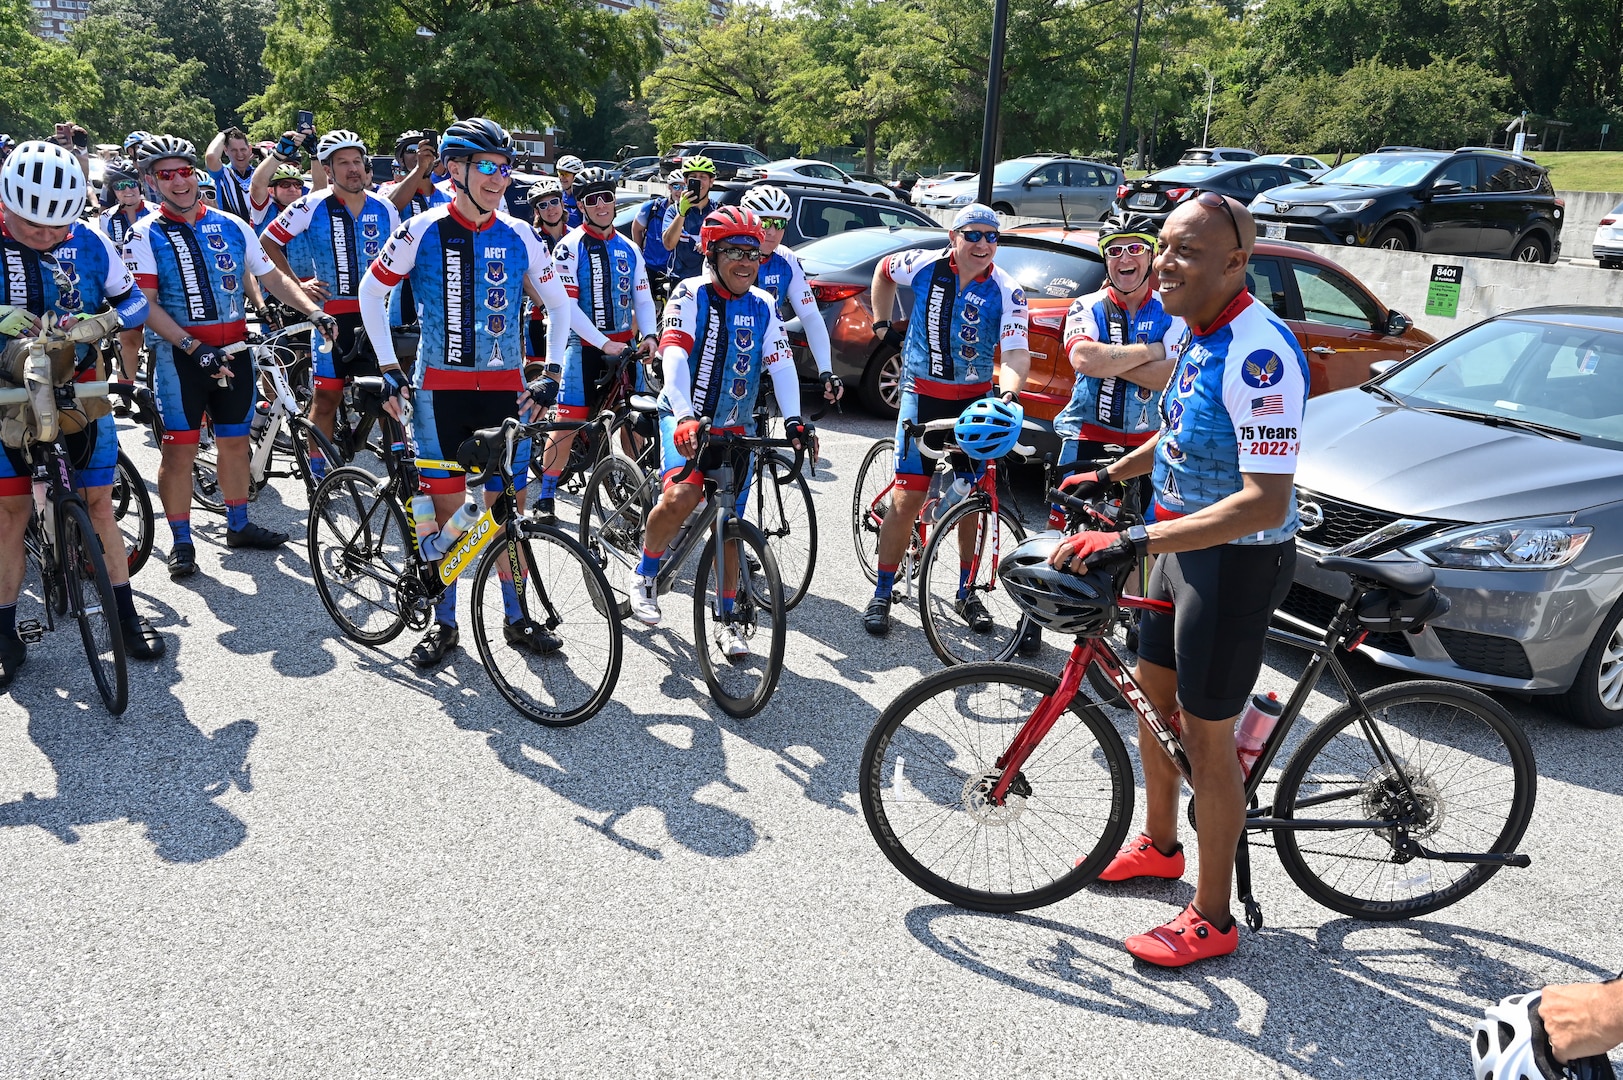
[949,193,973,206]
[1326,199,1375,214]
[1250,197,1272,213]
[1404,521,1592,570]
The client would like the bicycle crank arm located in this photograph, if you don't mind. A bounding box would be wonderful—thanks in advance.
[1394,838,1531,867]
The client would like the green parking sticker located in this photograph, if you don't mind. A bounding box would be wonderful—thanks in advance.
[1426,264,1462,318]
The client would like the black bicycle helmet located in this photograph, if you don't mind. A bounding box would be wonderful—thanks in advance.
[438,118,513,161]
[104,156,140,185]
[573,166,616,201]
[998,532,1120,637]
[1099,212,1159,247]
[136,134,197,172]
[394,129,430,158]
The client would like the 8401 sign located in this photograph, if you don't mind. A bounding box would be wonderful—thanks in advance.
[1425,264,1463,318]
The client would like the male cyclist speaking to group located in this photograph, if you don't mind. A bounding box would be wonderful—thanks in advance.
[1052,193,1308,967]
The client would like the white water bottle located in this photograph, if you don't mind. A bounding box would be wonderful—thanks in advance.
[420,499,480,561]
[925,470,973,523]
[1235,692,1284,780]
[410,495,437,554]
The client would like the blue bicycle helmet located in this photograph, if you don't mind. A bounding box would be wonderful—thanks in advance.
[954,396,1025,461]
[438,118,513,162]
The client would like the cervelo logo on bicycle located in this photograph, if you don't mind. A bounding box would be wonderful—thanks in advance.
[438,513,496,583]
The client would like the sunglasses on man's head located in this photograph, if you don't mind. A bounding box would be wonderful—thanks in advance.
[580,191,615,207]
[467,160,512,177]
[1196,190,1244,250]
[153,165,194,182]
[111,180,139,192]
[958,229,999,244]
[1104,241,1153,258]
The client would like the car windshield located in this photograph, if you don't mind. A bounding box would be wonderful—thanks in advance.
[795,229,943,275]
[995,241,1106,299]
[1318,155,1439,187]
[991,161,1037,183]
[1377,317,1623,447]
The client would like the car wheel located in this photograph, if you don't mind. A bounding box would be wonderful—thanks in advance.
[1372,226,1410,251]
[1513,235,1549,263]
[1559,597,1623,729]
[859,347,903,418]
[992,202,1016,217]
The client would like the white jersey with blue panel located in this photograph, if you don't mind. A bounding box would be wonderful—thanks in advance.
[881,248,1028,398]
[1152,291,1309,545]
[1056,286,1184,443]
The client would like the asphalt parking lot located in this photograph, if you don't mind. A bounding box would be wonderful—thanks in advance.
[2,409,1620,1079]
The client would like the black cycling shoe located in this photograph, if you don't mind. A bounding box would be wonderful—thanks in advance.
[226,522,290,549]
[505,618,562,655]
[1016,621,1042,657]
[0,633,25,690]
[410,622,460,668]
[120,615,167,660]
[955,593,994,633]
[532,497,557,524]
[168,542,197,578]
[863,594,893,636]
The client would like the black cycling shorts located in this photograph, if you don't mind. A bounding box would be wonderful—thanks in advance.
[151,340,255,442]
[527,314,548,364]
[1136,540,1295,720]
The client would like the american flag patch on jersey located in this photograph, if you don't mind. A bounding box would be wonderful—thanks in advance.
[1251,394,1284,416]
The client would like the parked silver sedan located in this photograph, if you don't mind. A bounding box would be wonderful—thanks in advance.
[1278,306,1623,727]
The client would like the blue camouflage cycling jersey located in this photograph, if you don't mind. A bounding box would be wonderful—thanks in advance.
[753,248,816,322]
[0,220,149,354]
[379,181,451,324]
[660,195,720,282]
[657,274,790,429]
[552,225,649,340]
[880,248,1029,396]
[1056,287,1185,442]
[634,196,671,270]
[1151,291,1310,545]
[95,204,150,250]
[125,206,272,342]
[265,191,400,353]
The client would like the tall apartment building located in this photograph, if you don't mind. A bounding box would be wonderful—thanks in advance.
[30,0,88,40]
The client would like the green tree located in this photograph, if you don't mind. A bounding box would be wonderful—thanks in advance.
[245,0,657,149]
[86,0,274,129]
[0,0,97,138]
[66,15,215,146]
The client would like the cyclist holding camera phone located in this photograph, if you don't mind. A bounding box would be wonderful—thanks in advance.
[660,156,720,290]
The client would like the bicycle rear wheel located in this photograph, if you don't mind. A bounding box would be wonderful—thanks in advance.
[1273,680,1536,920]
[307,466,410,645]
[744,451,816,610]
[111,451,154,577]
[577,453,653,604]
[287,414,343,498]
[60,501,127,714]
[470,520,623,726]
[852,437,894,585]
[918,495,1029,666]
[692,520,786,718]
[861,662,1133,912]
[192,419,224,513]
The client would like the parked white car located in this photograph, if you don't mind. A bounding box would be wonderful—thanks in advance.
[1593,198,1623,269]
[733,158,897,201]
[1254,153,1331,178]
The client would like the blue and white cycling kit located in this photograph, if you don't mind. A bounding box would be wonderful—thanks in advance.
[95,203,151,250]
[660,196,720,282]
[0,220,149,494]
[378,180,451,326]
[880,247,1028,485]
[1150,290,1309,544]
[753,245,831,374]
[1056,286,1184,448]
[550,223,656,418]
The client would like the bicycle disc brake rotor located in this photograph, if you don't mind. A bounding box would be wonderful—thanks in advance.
[1361,762,1444,853]
[961,769,1030,826]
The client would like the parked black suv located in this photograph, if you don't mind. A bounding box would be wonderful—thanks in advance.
[659,141,772,181]
[1248,147,1564,263]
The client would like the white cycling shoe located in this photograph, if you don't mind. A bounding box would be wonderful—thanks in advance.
[716,623,750,661]
[629,574,662,626]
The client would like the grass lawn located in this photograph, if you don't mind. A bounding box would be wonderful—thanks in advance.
[1526,152,1623,192]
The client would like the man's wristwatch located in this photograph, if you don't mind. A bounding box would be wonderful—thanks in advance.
[177,335,198,353]
[1124,523,1150,556]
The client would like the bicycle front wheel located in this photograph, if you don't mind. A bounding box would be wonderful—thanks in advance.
[1273,680,1537,920]
[470,520,623,727]
[852,437,896,585]
[692,520,786,718]
[860,662,1133,912]
[112,451,154,577]
[307,466,410,645]
[287,414,343,498]
[60,500,127,714]
[745,451,817,610]
[918,496,1028,667]
[577,453,652,604]
[192,420,224,513]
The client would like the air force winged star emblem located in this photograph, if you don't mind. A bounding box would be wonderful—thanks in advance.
[1241,350,1283,389]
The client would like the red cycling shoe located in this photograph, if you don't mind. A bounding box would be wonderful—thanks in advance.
[1096,833,1185,882]
[1124,904,1238,967]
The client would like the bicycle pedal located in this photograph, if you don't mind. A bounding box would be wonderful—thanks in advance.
[16,619,44,644]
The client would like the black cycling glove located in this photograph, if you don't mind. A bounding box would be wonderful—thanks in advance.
[526,375,560,410]
[783,416,810,447]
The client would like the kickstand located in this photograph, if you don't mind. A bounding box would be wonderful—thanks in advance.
[1235,827,1264,932]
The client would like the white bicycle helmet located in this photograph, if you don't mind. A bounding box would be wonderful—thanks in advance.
[1,141,85,226]
[556,154,585,175]
[1472,990,1617,1080]
[740,184,792,218]
[317,129,367,163]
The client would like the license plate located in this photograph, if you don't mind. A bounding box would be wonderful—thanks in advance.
[1131,193,1158,208]
[1265,223,1287,240]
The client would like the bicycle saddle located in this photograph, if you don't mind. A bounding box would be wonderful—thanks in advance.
[1316,556,1434,596]
[628,393,659,414]
[350,376,387,406]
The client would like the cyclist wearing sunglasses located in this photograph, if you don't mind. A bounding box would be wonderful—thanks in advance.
[555,155,585,229]
[630,172,682,307]
[247,134,313,234]
[1048,213,1184,527]
[862,202,1031,637]
[1050,192,1307,967]
[659,155,720,289]
[521,177,570,372]
[94,157,150,250]
[263,130,401,472]
[628,206,806,639]
[534,166,655,521]
[0,140,163,687]
[739,185,841,408]
[382,130,451,222]
[126,134,338,577]
[358,117,597,668]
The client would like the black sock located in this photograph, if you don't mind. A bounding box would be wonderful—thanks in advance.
[0,602,14,640]
[1191,903,1235,933]
[113,582,137,623]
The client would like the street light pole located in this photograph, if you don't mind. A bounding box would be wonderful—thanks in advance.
[1115,0,1146,168]
[976,0,1010,207]
[1197,64,1214,148]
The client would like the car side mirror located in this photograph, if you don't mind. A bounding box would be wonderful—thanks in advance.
[1369,360,1399,377]
[1025,175,1047,188]
[1430,179,1462,196]
[1386,310,1411,336]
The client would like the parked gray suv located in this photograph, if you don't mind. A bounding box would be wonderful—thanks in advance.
[1278,307,1623,728]
[914,154,1123,220]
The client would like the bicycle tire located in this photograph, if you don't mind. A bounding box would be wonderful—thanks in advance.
[287,414,344,499]
[692,519,786,719]
[60,500,127,714]
[307,465,411,645]
[192,420,224,513]
[744,452,817,610]
[577,453,653,602]
[852,437,894,585]
[1273,679,1536,920]
[860,661,1134,912]
[917,495,1029,667]
[111,451,154,577]
[469,519,623,726]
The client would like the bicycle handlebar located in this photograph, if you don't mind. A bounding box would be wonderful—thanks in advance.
[0,381,110,406]
[668,416,809,488]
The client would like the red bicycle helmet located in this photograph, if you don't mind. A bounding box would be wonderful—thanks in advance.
[699,206,764,253]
